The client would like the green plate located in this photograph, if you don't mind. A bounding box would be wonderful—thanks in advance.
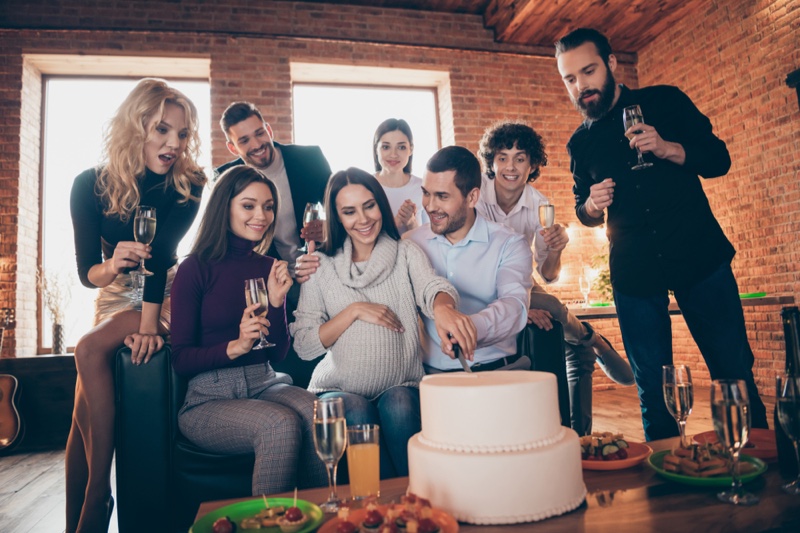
[647,450,767,487]
[739,292,766,299]
[190,497,324,533]
[589,302,611,307]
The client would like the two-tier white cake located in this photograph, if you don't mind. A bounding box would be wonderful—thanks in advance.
[407,371,586,524]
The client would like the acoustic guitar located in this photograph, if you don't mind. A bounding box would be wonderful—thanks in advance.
[0,374,22,452]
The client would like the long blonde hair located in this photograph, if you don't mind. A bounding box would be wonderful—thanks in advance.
[98,78,206,220]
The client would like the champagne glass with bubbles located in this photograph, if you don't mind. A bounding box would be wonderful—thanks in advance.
[663,365,693,448]
[623,105,654,171]
[538,203,555,230]
[777,373,800,495]
[133,205,156,277]
[244,277,274,349]
[579,272,591,306]
[313,397,347,512]
[712,379,758,505]
[298,202,322,253]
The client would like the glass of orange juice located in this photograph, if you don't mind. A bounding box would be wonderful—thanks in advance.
[346,424,380,500]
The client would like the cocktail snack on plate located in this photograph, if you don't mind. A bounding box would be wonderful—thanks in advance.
[661,443,757,477]
[579,432,630,461]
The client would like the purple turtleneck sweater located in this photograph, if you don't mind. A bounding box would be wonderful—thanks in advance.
[170,233,289,378]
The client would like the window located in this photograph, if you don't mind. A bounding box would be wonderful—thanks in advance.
[41,77,211,351]
[292,84,440,175]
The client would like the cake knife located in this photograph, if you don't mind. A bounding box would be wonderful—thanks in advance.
[454,344,472,373]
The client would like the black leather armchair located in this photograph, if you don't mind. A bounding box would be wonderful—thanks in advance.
[114,345,253,533]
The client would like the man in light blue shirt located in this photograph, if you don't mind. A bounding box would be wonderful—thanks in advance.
[405,146,533,371]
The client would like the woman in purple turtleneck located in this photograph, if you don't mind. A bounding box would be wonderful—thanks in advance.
[170,166,326,495]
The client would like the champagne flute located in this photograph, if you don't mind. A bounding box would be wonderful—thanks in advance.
[662,365,693,448]
[579,274,591,306]
[711,379,758,505]
[244,277,274,349]
[298,202,321,253]
[776,373,800,495]
[623,105,654,171]
[132,205,156,277]
[313,397,347,512]
[538,203,555,230]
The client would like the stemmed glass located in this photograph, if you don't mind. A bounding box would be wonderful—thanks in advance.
[538,203,555,230]
[313,397,347,513]
[244,277,274,349]
[776,373,800,495]
[579,274,591,306]
[132,206,156,277]
[711,379,758,505]
[298,202,325,253]
[662,365,693,448]
[623,105,654,171]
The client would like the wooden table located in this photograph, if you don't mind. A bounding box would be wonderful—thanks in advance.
[195,438,800,532]
[571,295,795,320]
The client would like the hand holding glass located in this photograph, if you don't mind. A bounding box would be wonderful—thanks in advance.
[244,277,274,349]
[133,205,156,277]
[623,105,654,170]
[662,365,693,448]
[299,202,323,253]
[346,424,380,500]
[777,373,800,495]
[711,379,758,505]
[313,397,347,512]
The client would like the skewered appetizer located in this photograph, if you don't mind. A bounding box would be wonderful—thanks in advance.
[580,432,630,461]
[661,442,758,477]
[212,516,237,533]
[276,505,308,533]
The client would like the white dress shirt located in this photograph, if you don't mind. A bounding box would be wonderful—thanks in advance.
[257,147,302,274]
[475,175,557,284]
[405,215,532,370]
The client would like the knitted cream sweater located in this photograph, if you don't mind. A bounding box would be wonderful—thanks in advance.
[290,234,457,399]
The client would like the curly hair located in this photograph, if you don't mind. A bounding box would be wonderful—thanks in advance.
[478,121,547,183]
[97,78,206,221]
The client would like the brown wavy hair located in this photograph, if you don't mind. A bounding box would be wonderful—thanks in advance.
[97,78,206,220]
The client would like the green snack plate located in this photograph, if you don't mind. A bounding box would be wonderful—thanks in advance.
[647,450,766,487]
[190,497,324,533]
[589,302,611,307]
[740,292,766,299]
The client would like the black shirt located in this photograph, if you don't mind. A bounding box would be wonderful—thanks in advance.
[70,167,204,304]
[567,85,735,296]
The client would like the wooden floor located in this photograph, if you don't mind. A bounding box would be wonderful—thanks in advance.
[0,385,766,533]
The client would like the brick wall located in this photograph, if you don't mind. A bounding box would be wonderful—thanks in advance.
[636,0,800,394]
[0,1,796,401]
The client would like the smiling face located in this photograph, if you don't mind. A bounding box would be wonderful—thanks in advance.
[491,145,535,199]
[422,169,478,243]
[143,102,188,174]
[226,115,276,170]
[335,183,383,260]
[229,181,275,242]
[376,129,413,173]
[557,41,619,120]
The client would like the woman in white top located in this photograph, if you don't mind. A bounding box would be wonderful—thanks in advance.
[372,118,429,234]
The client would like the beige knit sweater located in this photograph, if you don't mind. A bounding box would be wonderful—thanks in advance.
[290,234,457,399]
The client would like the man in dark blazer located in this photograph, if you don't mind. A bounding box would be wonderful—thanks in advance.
[218,101,332,387]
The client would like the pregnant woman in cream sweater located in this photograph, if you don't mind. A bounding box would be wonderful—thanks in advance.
[291,167,475,478]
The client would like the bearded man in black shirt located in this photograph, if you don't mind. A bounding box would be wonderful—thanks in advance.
[555,28,767,441]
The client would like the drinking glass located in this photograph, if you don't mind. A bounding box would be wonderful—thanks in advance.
[623,105,654,170]
[346,424,380,501]
[579,274,591,306]
[298,202,323,253]
[244,277,274,349]
[662,365,693,448]
[711,379,758,505]
[132,205,156,277]
[776,373,800,495]
[538,203,555,230]
[313,397,347,512]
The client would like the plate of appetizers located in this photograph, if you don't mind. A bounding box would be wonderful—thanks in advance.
[693,428,777,461]
[318,495,459,533]
[581,432,652,470]
[648,445,767,487]
[190,497,323,533]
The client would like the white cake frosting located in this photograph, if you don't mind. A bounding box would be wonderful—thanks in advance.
[408,371,586,524]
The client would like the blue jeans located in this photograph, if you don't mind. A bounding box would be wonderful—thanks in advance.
[319,387,420,478]
[614,262,768,441]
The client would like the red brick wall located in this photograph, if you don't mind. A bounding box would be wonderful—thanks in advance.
[635,0,800,394]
